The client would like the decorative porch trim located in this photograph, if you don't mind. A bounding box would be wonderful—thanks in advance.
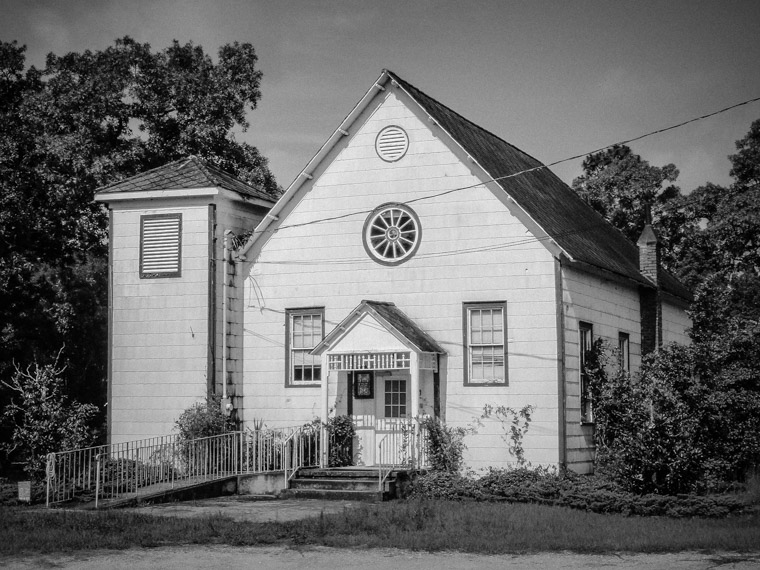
[329,352,411,371]
[327,351,439,371]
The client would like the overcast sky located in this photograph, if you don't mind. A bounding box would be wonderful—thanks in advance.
[3,0,760,192]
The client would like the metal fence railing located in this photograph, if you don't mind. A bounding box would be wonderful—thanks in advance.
[46,428,305,508]
[46,421,430,507]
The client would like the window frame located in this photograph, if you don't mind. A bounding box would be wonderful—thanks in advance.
[618,332,630,372]
[285,307,325,388]
[139,213,182,279]
[462,301,508,386]
[384,378,408,418]
[579,321,594,424]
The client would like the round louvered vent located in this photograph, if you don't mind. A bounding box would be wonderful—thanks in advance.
[375,126,409,162]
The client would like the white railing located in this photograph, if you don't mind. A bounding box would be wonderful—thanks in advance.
[283,425,321,483]
[46,428,305,508]
[377,422,429,492]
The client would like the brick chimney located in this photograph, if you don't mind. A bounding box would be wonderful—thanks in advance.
[637,211,662,354]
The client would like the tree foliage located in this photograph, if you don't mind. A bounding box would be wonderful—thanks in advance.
[588,334,760,495]
[571,145,683,259]
[174,395,236,441]
[0,38,279,448]
[1,354,98,478]
[574,123,760,493]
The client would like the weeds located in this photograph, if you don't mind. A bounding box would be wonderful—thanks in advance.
[2,500,759,556]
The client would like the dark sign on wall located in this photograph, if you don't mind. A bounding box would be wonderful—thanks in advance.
[353,371,374,399]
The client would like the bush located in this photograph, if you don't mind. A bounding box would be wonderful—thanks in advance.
[419,416,468,472]
[0,357,98,479]
[326,415,355,467]
[175,395,236,441]
[587,337,760,495]
[408,467,747,518]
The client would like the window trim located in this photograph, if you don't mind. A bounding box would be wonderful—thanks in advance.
[462,301,508,386]
[285,307,325,388]
[139,213,182,279]
[384,378,408,418]
[579,321,594,424]
[618,332,630,372]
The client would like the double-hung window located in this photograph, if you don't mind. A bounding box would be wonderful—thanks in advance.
[463,302,507,385]
[579,322,594,423]
[286,308,324,386]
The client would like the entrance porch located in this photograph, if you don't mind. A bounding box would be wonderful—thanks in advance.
[311,301,445,468]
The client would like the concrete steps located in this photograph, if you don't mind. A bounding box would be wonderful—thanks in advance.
[283,467,397,502]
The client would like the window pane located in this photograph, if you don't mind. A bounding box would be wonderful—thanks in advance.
[289,310,323,384]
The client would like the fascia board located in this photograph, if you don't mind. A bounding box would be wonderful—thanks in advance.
[389,79,572,263]
[238,70,393,260]
[94,187,220,203]
[312,305,420,356]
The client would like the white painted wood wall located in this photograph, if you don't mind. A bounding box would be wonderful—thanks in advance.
[108,194,268,444]
[241,88,562,469]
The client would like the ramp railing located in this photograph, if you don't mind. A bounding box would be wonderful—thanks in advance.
[46,427,306,507]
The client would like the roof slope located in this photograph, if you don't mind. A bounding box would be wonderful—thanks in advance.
[312,300,445,355]
[96,156,276,202]
[387,71,689,300]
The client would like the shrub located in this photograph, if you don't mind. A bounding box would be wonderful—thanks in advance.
[587,338,760,495]
[0,356,98,479]
[175,395,236,441]
[408,467,747,518]
[326,415,355,467]
[419,416,468,472]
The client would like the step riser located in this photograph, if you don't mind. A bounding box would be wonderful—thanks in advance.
[298,469,384,479]
[291,480,379,492]
[283,489,384,502]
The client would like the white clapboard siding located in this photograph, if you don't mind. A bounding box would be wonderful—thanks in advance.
[241,89,562,469]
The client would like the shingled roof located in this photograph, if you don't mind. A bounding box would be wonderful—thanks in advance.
[386,71,689,300]
[96,156,276,203]
[312,300,445,356]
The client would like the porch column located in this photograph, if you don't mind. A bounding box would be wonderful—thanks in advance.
[320,352,329,468]
[410,351,420,464]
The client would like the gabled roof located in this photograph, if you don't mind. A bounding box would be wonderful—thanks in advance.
[95,156,276,203]
[312,300,445,356]
[240,70,689,300]
[385,71,690,300]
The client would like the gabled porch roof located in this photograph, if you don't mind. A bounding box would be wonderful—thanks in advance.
[311,300,445,356]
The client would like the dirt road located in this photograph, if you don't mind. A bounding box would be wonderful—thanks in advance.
[3,546,760,569]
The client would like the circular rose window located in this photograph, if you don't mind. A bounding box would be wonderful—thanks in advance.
[362,203,421,265]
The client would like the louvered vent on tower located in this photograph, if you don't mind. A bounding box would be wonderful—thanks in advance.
[375,126,409,162]
[140,214,182,278]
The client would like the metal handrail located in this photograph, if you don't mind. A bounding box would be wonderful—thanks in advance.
[45,426,305,507]
[377,434,399,492]
[282,430,298,485]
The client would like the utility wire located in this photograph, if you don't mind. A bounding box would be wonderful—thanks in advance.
[234,93,760,248]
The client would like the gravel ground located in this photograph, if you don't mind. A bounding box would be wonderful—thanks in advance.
[3,545,760,570]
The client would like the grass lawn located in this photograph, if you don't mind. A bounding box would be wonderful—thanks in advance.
[2,500,759,556]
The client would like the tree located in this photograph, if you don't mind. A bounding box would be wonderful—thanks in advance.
[571,145,683,250]
[1,355,98,478]
[0,38,279,460]
[729,118,760,186]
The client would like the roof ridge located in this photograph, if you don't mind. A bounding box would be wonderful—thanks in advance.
[385,70,547,169]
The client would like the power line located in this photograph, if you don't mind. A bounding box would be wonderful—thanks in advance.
[234,93,760,248]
